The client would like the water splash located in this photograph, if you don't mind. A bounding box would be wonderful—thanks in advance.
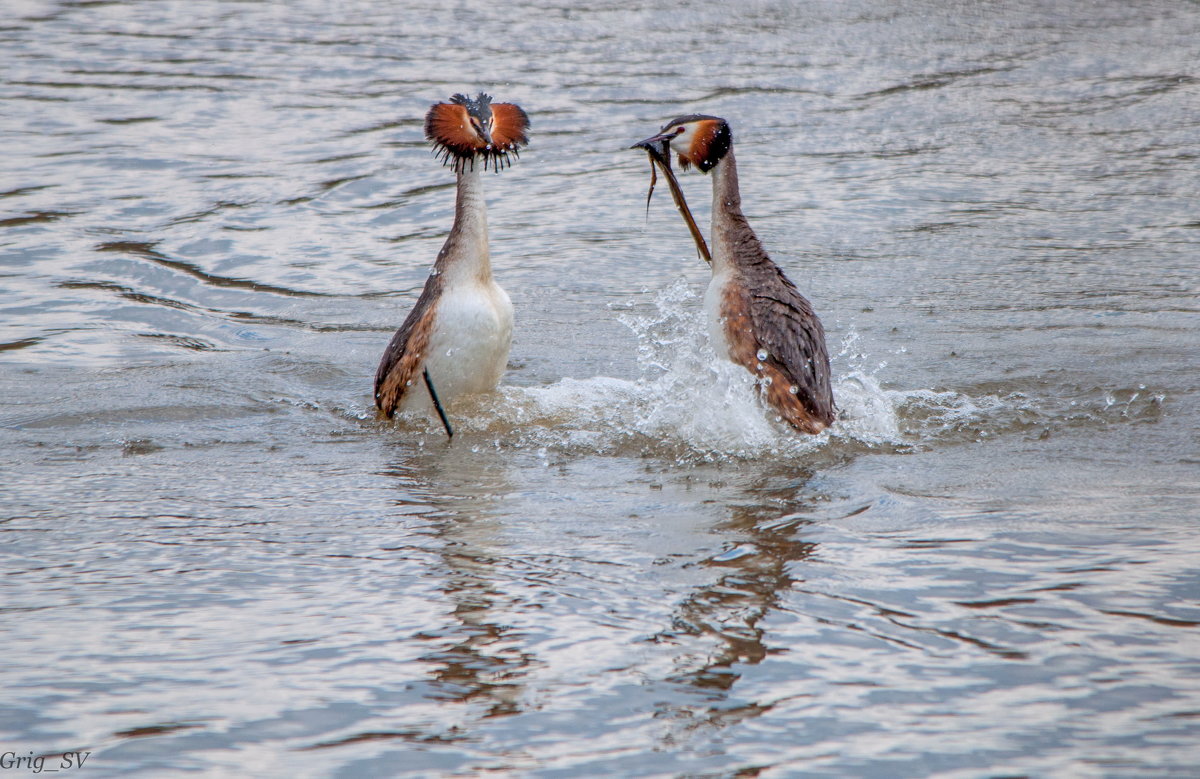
[373,280,1160,460]
[382,280,908,461]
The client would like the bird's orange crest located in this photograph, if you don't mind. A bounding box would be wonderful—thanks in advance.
[679,118,731,173]
[426,102,483,156]
[424,93,530,173]
[490,102,530,153]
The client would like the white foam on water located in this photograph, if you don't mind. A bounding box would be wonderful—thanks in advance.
[436,280,905,460]
[378,280,1041,461]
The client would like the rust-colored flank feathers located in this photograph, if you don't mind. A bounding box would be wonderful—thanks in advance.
[373,274,443,419]
[721,273,835,434]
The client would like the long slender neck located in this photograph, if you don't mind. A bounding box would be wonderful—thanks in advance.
[709,148,762,275]
[434,161,491,285]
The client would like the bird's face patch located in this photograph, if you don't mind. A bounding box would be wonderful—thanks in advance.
[660,115,731,173]
[425,93,529,173]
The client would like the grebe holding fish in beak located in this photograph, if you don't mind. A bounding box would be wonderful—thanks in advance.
[374,93,530,436]
[633,115,835,434]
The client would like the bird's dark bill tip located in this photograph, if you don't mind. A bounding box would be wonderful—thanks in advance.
[631,137,670,165]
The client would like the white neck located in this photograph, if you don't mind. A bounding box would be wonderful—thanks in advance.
[434,161,492,286]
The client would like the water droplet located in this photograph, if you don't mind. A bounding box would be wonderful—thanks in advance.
[763,376,773,386]
[789,384,799,395]
[756,363,764,371]
[405,380,412,386]
[756,348,768,361]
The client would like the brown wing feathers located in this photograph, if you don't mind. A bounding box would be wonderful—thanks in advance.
[722,270,835,434]
[752,287,835,432]
[373,275,443,418]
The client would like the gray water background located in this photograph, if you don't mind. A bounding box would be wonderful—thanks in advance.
[2,0,1199,775]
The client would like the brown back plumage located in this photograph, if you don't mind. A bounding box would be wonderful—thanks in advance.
[719,223,835,433]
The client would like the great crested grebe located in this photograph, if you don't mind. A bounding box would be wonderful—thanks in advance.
[635,114,835,434]
[374,93,529,433]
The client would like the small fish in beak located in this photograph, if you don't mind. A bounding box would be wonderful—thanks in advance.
[631,133,712,265]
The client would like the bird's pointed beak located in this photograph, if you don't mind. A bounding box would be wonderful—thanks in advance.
[631,132,673,166]
[632,130,674,149]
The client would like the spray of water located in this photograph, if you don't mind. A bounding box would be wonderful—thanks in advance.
[369,279,1153,461]
[375,280,957,461]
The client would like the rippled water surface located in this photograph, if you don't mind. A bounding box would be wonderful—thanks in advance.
[3,1,1199,775]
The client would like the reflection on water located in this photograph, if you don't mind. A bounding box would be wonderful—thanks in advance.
[663,495,820,686]
[412,458,531,724]
[3,0,1199,775]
